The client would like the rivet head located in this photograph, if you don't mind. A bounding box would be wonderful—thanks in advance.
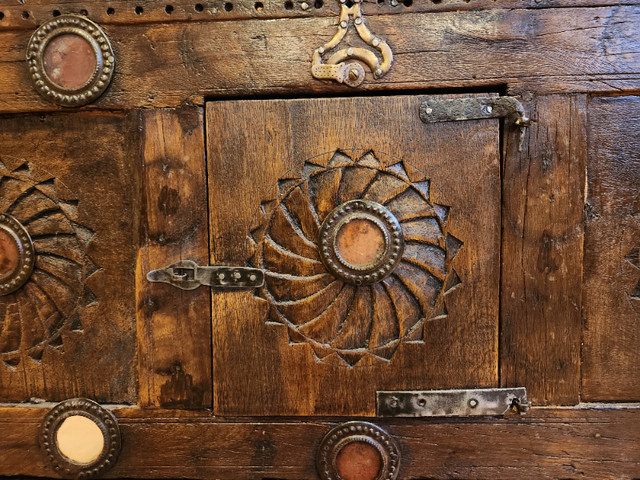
[340,20,348,28]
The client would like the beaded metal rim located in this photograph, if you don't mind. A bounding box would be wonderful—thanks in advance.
[318,199,404,286]
[26,15,115,107]
[0,214,35,296]
[316,421,400,480]
[40,398,121,479]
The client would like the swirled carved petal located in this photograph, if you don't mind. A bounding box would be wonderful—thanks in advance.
[282,184,320,242]
[363,173,409,205]
[369,283,399,349]
[0,178,35,212]
[269,204,320,260]
[265,272,335,302]
[0,303,21,354]
[32,234,86,265]
[394,261,443,315]
[30,269,84,318]
[16,290,46,348]
[330,286,373,350]
[382,276,421,338]
[402,243,446,279]
[337,167,378,205]
[262,237,326,277]
[275,281,342,325]
[385,188,435,222]
[274,280,344,326]
[401,218,444,245]
[309,168,343,222]
[8,190,59,221]
[36,255,84,289]
[298,284,356,344]
[22,211,73,236]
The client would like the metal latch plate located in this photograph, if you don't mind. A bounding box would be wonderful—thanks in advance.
[377,387,528,417]
[147,260,264,290]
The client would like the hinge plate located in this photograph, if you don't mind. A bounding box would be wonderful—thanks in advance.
[377,387,529,417]
[146,260,264,290]
[419,95,531,126]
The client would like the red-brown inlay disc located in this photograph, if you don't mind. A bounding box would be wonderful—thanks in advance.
[335,218,385,268]
[336,441,383,480]
[43,33,97,89]
[0,230,20,281]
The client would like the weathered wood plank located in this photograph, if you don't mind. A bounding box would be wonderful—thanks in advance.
[0,406,638,479]
[0,6,639,113]
[500,95,586,405]
[136,107,212,409]
[1,0,638,30]
[0,112,137,403]
[208,95,500,416]
[583,96,640,401]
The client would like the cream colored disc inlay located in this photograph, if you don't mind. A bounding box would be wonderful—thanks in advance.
[56,415,105,464]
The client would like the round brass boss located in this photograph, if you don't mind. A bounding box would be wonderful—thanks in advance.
[41,398,121,479]
[316,421,400,480]
[26,15,115,107]
[318,199,404,285]
[0,214,35,296]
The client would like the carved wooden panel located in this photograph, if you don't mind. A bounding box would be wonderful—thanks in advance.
[583,96,640,400]
[207,95,500,415]
[0,112,137,403]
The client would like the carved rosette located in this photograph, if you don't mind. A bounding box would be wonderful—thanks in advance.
[0,159,98,369]
[250,150,463,366]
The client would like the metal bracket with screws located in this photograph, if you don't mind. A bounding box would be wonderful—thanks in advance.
[311,0,393,87]
[419,95,533,151]
[377,387,529,417]
[147,259,264,290]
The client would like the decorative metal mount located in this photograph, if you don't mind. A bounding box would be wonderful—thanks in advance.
[41,398,121,479]
[317,421,400,480]
[0,214,35,296]
[420,95,532,151]
[26,15,115,107]
[147,259,264,290]
[318,199,404,286]
[377,387,530,417]
[311,0,393,87]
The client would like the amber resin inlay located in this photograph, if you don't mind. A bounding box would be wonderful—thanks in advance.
[0,230,20,281]
[335,218,386,268]
[335,441,383,480]
[43,33,97,89]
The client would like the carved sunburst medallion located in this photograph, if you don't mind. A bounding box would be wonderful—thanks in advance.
[249,151,463,366]
[0,158,99,368]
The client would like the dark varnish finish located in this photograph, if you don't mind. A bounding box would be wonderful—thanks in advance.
[500,95,586,405]
[583,96,640,401]
[136,107,212,409]
[0,112,137,403]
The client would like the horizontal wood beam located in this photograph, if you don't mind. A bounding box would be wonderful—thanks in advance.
[1,405,638,478]
[1,0,638,30]
[0,6,639,113]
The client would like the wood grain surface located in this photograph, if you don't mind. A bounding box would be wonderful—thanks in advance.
[500,95,586,406]
[0,0,637,30]
[0,112,137,403]
[136,107,213,409]
[583,95,640,401]
[0,6,639,113]
[0,405,638,479]
[208,95,500,416]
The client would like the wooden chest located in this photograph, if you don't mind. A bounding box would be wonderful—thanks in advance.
[0,1,639,478]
